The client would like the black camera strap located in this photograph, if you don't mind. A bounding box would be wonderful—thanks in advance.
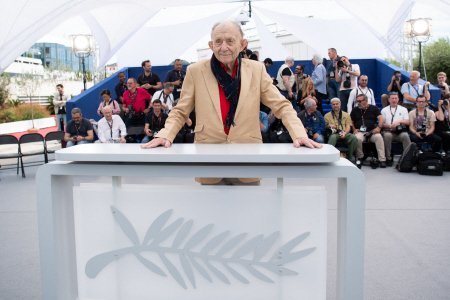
[416,108,427,129]
[333,110,343,130]
[408,83,420,97]
[129,90,137,110]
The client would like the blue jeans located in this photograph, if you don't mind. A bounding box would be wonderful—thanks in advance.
[66,140,90,148]
[56,113,66,131]
[141,136,153,144]
[327,80,341,101]
[280,90,299,112]
[314,134,325,144]
[339,89,352,113]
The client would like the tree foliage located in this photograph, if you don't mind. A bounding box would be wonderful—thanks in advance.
[0,73,10,107]
[414,37,450,85]
[384,58,401,68]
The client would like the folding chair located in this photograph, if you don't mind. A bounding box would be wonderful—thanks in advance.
[0,135,24,176]
[18,133,46,178]
[44,131,66,163]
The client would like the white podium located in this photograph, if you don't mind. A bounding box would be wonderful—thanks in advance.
[36,144,365,300]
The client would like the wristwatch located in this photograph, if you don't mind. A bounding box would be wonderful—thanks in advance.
[378,125,382,129]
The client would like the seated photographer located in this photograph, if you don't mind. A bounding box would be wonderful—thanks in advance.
[97,105,127,143]
[409,95,442,152]
[347,75,375,114]
[259,110,270,143]
[141,100,168,144]
[381,92,411,166]
[400,71,430,111]
[152,82,174,113]
[268,118,291,143]
[335,56,360,112]
[435,98,450,153]
[350,94,386,168]
[173,109,196,144]
[64,108,94,148]
[324,98,357,160]
[381,71,405,107]
[123,78,152,128]
[297,98,325,143]
[97,89,121,117]
[297,77,322,113]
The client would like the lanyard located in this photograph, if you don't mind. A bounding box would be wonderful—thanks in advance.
[416,108,427,128]
[108,120,114,138]
[129,90,137,108]
[60,94,63,101]
[74,123,82,135]
[409,83,420,96]
[389,105,397,121]
[358,87,368,96]
[333,110,343,130]
[158,91,170,104]
[152,113,162,131]
[360,108,367,125]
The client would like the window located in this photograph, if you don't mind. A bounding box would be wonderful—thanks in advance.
[45,47,50,58]
[46,62,50,67]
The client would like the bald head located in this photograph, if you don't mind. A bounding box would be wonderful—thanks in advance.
[410,71,420,84]
[211,21,244,40]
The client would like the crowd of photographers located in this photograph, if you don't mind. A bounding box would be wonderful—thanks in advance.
[57,49,450,169]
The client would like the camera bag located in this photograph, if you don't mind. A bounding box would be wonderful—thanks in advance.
[396,142,418,172]
[417,151,441,161]
[442,153,450,171]
[417,159,444,176]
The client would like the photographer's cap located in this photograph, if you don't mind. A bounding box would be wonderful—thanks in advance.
[330,97,341,103]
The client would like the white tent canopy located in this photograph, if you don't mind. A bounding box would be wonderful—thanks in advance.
[1,0,449,73]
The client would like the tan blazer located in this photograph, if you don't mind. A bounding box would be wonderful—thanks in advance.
[156,58,307,184]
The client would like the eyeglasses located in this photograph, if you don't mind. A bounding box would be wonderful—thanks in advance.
[417,101,426,103]
[360,79,368,82]
[356,100,365,103]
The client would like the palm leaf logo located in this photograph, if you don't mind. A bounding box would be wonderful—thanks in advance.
[85,207,316,289]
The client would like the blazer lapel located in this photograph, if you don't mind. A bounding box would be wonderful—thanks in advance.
[201,61,222,122]
[234,60,252,121]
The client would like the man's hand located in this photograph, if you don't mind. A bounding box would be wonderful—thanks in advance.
[145,128,152,136]
[143,108,151,114]
[141,137,171,149]
[76,136,83,142]
[416,132,423,139]
[72,137,77,142]
[120,137,126,143]
[353,129,360,135]
[142,83,151,89]
[425,81,431,87]
[125,108,130,113]
[340,132,346,139]
[373,127,381,134]
[329,124,337,129]
[162,103,169,111]
[313,133,319,140]
[186,118,193,127]
[173,80,181,86]
[339,67,346,73]
[259,120,265,131]
[438,100,444,107]
[288,91,294,99]
[391,75,396,81]
[293,137,323,149]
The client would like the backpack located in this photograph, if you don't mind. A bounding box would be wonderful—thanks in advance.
[396,142,419,172]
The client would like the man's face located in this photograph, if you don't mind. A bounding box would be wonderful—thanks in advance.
[312,59,317,66]
[389,95,399,106]
[153,103,162,113]
[438,75,447,84]
[359,76,368,88]
[328,49,336,60]
[340,57,349,66]
[208,22,246,66]
[127,79,136,90]
[57,86,63,93]
[410,72,419,84]
[103,108,112,119]
[174,61,182,71]
[143,62,152,72]
[308,100,317,112]
[356,96,367,109]
[417,97,427,108]
[168,87,174,94]
[331,101,341,111]
[265,62,272,68]
[72,113,82,124]
[118,73,126,83]
[295,66,303,75]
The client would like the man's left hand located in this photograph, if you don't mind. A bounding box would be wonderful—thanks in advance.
[76,136,83,142]
[293,137,323,149]
[143,108,151,114]
[313,133,319,140]
[425,81,431,87]
[373,127,381,134]
[120,138,126,143]
[340,132,346,139]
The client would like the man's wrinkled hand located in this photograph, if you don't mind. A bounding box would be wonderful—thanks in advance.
[293,137,323,149]
[141,137,171,149]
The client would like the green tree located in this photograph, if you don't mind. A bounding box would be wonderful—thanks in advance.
[384,58,401,68]
[27,53,33,58]
[414,37,450,85]
[0,73,10,107]
[15,71,46,128]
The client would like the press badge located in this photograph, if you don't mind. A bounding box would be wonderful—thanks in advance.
[177,89,182,92]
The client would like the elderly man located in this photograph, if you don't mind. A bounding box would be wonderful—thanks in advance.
[137,60,162,97]
[381,92,410,166]
[347,75,375,114]
[276,56,297,110]
[350,94,386,168]
[311,53,327,115]
[327,48,341,103]
[152,82,175,113]
[409,95,442,152]
[53,84,71,131]
[64,108,94,147]
[401,71,430,110]
[123,78,151,127]
[97,105,127,143]
[141,21,321,185]
[164,59,186,102]
[336,56,360,112]
[324,98,357,160]
[298,98,326,143]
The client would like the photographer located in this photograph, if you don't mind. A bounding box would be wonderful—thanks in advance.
[297,98,325,143]
[381,92,411,166]
[64,108,94,148]
[408,95,442,152]
[97,106,127,144]
[268,117,291,143]
[264,58,273,73]
[173,109,196,144]
[97,89,121,117]
[436,72,449,100]
[141,100,168,144]
[297,77,323,114]
[347,75,375,114]
[336,56,360,112]
[276,56,297,111]
[327,48,341,102]
[434,97,450,153]
[324,98,357,161]
[294,64,309,97]
[164,59,186,103]
[152,82,175,113]
[137,60,162,97]
[351,94,386,168]
[122,78,152,127]
[311,53,327,115]
[381,71,405,107]
[401,71,430,111]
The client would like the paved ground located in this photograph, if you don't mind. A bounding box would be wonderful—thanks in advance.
[0,154,449,300]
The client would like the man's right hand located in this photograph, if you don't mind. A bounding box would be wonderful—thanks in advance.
[353,129,360,135]
[141,138,171,149]
[125,108,129,113]
[416,132,423,139]
[288,91,294,99]
[173,80,181,86]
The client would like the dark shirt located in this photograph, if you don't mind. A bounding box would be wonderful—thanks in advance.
[185,110,196,130]
[144,111,168,132]
[390,79,405,102]
[137,73,161,96]
[66,118,93,137]
[114,81,128,104]
[269,118,288,133]
[281,67,291,76]
[326,56,341,78]
[164,69,186,100]
[350,104,381,131]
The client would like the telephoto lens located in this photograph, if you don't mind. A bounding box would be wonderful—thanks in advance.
[443,100,449,106]
[337,61,344,68]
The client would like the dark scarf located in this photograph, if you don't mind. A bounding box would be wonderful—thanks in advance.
[210,54,242,129]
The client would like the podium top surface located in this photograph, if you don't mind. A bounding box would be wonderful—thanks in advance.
[55,143,340,164]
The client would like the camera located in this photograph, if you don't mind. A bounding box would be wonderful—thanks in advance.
[395,75,400,81]
[151,130,159,137]
[396,123,407,132]
[328,128,338,135]
[72,135,78,139]
[420,127,427,139]
[127,105,135,120]
[428,102,437,110]
[337,61,344,68]
[443,99,449,106]
[343,76,352,89]
[272,79,279,86]
[370,158,380,169]
[306,127,314,139]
